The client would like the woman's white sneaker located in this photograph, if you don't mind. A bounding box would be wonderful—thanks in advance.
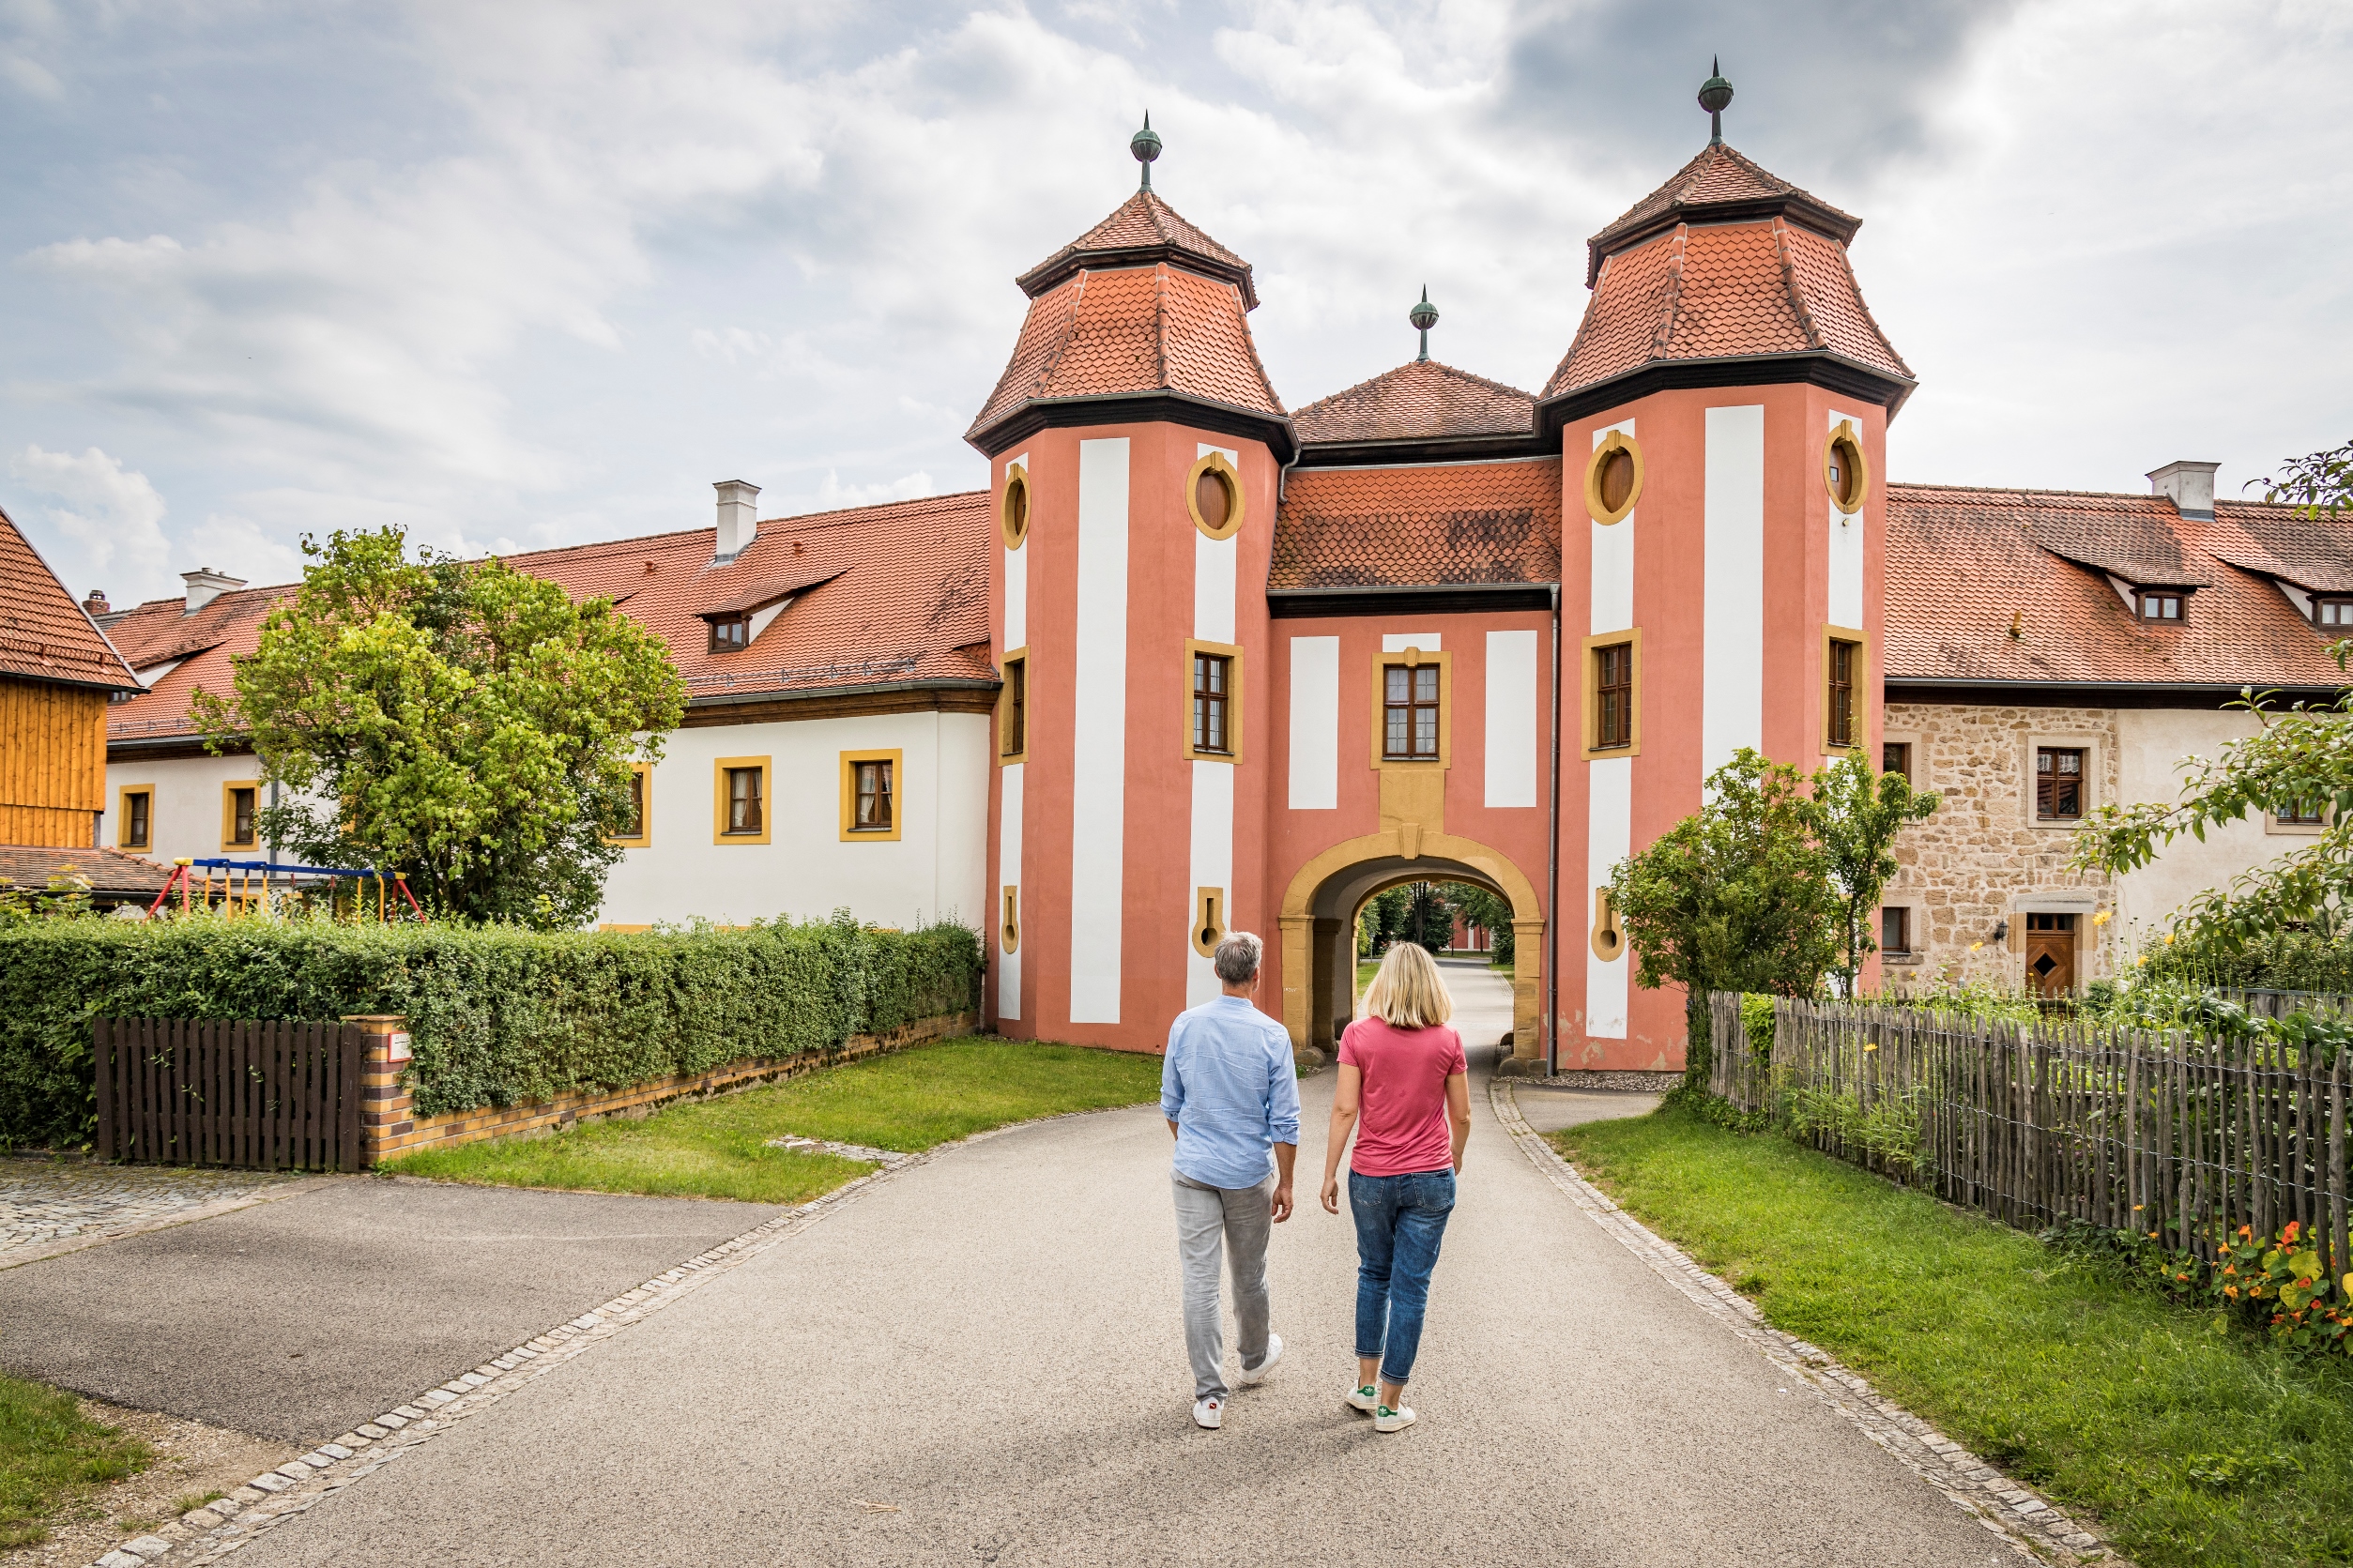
[1345,1383,1378,1414]
[1373,1403,1416,1433]
[1238,1333,1284,1386]
[1192,1396,1223,1429]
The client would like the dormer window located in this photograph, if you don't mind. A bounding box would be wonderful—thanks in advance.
[2315,597,2353,629]
[2137,590,2183,622]
[708,614,750,653]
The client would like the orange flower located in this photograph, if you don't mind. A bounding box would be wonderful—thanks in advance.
[2284,1221,2301,1243]
[2225,1285,2239,1298]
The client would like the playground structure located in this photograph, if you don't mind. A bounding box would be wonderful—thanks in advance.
[145,858,424,921]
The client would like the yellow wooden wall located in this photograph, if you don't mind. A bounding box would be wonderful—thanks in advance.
[0,677,107,847]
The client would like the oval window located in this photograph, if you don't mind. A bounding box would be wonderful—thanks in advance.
[1001,466,1030,548]
[1584,431,1643,525]
[1598,448,1635,515]
[1187,453,1245,540]
[1825,426,1868,513]
[1196,467,1231,532]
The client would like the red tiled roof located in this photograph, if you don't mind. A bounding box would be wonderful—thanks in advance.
[966,263,1287,448]
[1016,190,1256,307]
[1886,484,2353,687]
[0,845,176,900]
[1585,142,1859,286]
[1270,460,1562,591]
[104,493,994,745]
[0,506,139,692]
[1292,360,1535,447]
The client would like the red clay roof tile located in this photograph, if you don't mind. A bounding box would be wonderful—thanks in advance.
[0,506,139,692]
[0,844,176,898]
[1271,460,1562,591]
[1016,190,1255,305]
[1586,141,1859,284]
[1292,359,1535,447]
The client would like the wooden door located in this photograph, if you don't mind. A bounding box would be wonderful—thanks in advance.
[2024,913,2076,997]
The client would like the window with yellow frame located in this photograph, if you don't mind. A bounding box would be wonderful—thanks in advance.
[1369,647,1452,769]
[116,784,155,851]
[221,780,261,850]
[1183,639,1243,762]
[839,749,904,842]
[606,761,652,847]
[712,756,772,845]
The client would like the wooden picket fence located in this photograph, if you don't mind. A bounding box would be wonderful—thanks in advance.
[1706,992,2352,1277]
[92,1018,369,1170]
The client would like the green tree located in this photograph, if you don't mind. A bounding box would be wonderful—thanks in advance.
[1403,881,1455,954]
[192,527,686,927]
[1814,752,1940,994]
[2074,437,2353,952]
[1443,880,1516,965]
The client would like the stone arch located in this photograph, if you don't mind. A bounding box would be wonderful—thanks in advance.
[1276,829,1545,1069]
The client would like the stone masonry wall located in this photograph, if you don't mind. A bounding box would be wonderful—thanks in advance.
[1882,702,2117,991]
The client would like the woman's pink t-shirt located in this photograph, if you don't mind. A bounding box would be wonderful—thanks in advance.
[1338,1017,1467,1177]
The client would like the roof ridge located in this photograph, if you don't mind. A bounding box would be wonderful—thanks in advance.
[1654,225,1689,355]
[1771,218,1823,351]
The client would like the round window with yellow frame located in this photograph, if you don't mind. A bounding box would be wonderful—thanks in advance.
[1584,430,1643,525]
[1001,463,1031,549]
[1824,421,1869,514]
[1187,451,1245,541]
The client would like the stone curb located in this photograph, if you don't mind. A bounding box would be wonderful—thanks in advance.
[78,1102,1149,1568]
[1489,1077,2130,1568]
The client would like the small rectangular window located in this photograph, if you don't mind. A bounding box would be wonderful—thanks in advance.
[621,770,645,838]
[2316,598,2353,628]
[708,615,750,654]
[2036,747,2086,821]
[1192,653,1232,755]
[852,759,894,831]
[227,786,257,847]
[725,767,762,834]
[1880,906,1911,956]
[2138,591,2182,621]
[2278,796,2328,826]
[1882,741,1912,782]
[1826,638,1859,748]
[1383,663,1441,761]
[1001,655,1027,758]
[1593,643,1633,750]
[119,787,153,850]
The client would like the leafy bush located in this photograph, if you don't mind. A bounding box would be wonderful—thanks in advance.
[2045,1216,2353,1360]
[0,911,983,1148]
[1780,1085,1929,1180]
[1739,993,1777,1058]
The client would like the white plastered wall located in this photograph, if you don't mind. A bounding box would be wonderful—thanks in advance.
[2110,708,2296,949]
[101,751,281,868]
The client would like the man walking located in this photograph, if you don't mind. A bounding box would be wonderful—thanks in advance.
[1162,931,1300,1430]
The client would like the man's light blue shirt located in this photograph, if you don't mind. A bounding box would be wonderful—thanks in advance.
[1161,995,1302,1190]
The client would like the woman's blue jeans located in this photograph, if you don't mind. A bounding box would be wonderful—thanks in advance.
[1348,1166,1457,1388]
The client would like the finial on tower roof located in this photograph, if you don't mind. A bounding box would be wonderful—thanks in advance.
[1408,286,1439,363]
[1131,113,1163,192]
[1698,58,1734,145]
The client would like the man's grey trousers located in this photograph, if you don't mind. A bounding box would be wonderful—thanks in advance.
[1172,1172,1275,1403]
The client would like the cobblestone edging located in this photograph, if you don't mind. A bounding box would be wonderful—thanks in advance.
[1489,1077,2129,1568]
[1515,1069,1683,1094]
[2,1163,328,1273]
[79,1104,1139,1568]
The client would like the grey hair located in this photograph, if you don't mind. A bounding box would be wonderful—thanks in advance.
[1212,930,1263,985]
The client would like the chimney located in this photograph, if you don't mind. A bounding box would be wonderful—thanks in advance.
[713,480,760,562]
[82,588,110,616]
[2147,461,2219,521]
[181,568,246,615]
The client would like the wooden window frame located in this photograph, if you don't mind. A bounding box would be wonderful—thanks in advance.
[1583,428,1643,525]
[116,784,155,851]
[1581,630,1643,760]
[1880,904,1914,958]
[839,749,904,842]
[2314,596,2353,631]
[220,780,261,851]
[1186,452,1245,542]
[2034,746,2089,823]
[2269,798,2331,834]
[2136,589,2184,623]
[712,756,772,845]
[998,647,1029,764]
[707,615,752,655]
[607,761,652,847]
[1881,738,1916,784]
[1183,639,1244,763]
[1368,647,1452,769]
[1821,625,1869,755]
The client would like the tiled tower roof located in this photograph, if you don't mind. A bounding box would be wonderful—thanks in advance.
[1539,141,1912,428]
[1292,360,1535,447]
[968,192,1290,457]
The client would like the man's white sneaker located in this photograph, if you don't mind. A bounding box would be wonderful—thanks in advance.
[1373,1403,1416,1433]
[1344,1383,1378,1414]
[1238,1333,1284,1386]
[1193,1396,1223,1429]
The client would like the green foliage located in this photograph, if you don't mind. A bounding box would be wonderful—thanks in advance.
[2044,1217,2353,1361]
[1886,977,2044,1025]
[1610,750,1843,1000]
[1780,1085,1928,1180]
[2140,926,2353,994]
[1812,751,1940,992]
[0,869,99,928]
[0,911,982,1147]
[191,526,687,928]
[0,1374,152,1549]
[1739,992,1778,1057]
[1442,880,1515,964]
[1355,882,1456,956]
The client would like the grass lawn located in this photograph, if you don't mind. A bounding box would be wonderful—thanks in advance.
[0,1375,150,1549]
[385,1038,1164,1206]
[1551,1104,2353,1568]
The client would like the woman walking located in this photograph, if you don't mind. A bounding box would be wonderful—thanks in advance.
[1319,940,1472,1433]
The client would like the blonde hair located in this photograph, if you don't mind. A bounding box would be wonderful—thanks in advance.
[1363,941,1453,1028]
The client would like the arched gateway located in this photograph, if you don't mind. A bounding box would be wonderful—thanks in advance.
[1278,830,1545,1070]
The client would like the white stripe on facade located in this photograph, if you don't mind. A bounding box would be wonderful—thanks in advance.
[1069,437,1129,1024]
[1195,443,1238,645]
[1186,761,1234,1008]
[999,761,1022,1021]
[1380,632,1440,652]
[1484,629,1538,808]
[1826,410,1864,629]
[1288,636,1339,810]
[1590,419,1635,635]
[1702,404,1765,779]
[1585,755,1631,1037]
[1003,451,1028,649]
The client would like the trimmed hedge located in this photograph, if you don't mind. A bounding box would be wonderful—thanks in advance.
[0,912,984,1148]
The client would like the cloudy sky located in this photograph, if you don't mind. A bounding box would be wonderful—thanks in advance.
[4,0,2348,607]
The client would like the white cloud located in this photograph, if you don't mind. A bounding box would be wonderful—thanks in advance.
[7,444,173,604]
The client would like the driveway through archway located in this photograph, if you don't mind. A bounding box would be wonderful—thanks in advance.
[1277,830,1545,1071]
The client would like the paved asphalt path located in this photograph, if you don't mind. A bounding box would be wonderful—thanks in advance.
[224,967,2015,1568]
[0,1180,775,1442]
